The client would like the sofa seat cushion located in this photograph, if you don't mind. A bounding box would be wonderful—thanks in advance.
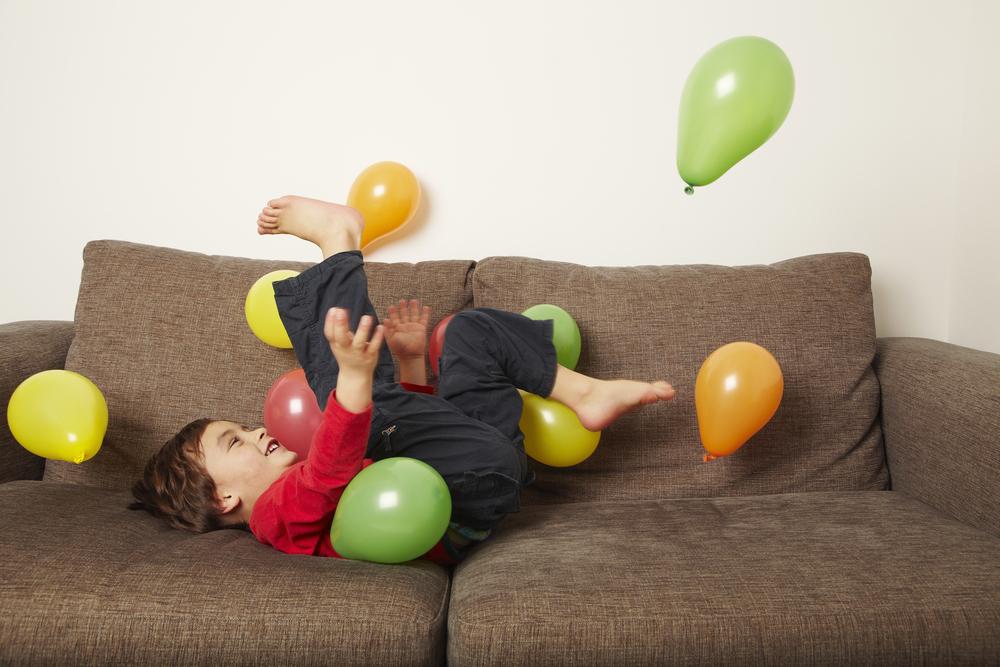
[448,491,1000,666]
[472,252,886,504]
[0,481,449,666]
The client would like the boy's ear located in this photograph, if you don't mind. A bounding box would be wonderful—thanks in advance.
[216,490,241,515]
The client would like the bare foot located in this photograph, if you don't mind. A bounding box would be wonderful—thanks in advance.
[257,195,364,253]
[574,379,676,432]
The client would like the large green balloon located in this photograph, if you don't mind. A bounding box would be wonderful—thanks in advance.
[521,304,581,370]
[677,36,794,192]
[330,457,451,564]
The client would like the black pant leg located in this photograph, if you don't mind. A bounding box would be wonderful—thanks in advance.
[367,387,528,532]
[272,250,395,411]
[436,308,558,444]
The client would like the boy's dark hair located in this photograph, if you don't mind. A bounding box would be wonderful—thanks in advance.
[128,417,249,533]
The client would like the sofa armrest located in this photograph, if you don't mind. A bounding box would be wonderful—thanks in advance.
[874,337,1000,537]
[0,321,76,484]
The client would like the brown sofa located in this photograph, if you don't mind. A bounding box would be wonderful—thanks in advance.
[2,239,998,666]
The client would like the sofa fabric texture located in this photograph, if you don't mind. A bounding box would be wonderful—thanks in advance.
[472,253,888,506]
[875,337,1000,538]
[0,320,75,484]
[447,491,1000,666]
[0,480,449,666]
[43,241,475,491]
[2,239,997,666]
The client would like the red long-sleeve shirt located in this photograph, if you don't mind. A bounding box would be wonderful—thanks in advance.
[248,381,458,566]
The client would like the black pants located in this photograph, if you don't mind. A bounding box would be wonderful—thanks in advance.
[272,250,558,532]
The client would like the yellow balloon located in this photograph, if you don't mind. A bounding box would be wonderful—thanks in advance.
[695,342,783,462]
[7,370,108,464]
[347,161,421,249]
[245,270,299,348]
[518,389,601,467]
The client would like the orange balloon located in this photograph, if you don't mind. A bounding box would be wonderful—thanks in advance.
[347,161,421,249]
[695,342,783,462]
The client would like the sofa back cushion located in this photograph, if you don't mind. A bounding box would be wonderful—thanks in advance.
[44,240,474,490]
[472,252,887,505]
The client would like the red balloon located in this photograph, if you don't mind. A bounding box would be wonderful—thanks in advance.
[263,368,323,458]
[429,314,456,378]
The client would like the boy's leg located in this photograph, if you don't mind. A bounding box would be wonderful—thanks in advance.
[375,308,676,561]
[259,195,394,410]
[422,306,557,503]
[366,388,529,546]
[375,308,557,557]
[435,308,558,459]
[272,251,395,411]
[438,307,678,435]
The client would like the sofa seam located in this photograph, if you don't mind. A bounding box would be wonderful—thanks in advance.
[430,571,452,628]
[448,605,1000,630]
[516,489,895,512]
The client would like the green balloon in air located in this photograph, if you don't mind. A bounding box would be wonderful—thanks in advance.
[677,36,794,192]
[330,457,451,564]
[521,304,581,370]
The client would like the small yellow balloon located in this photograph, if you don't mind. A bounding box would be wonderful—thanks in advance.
[245,270,299,348]
[518,389,601,467]
[695,342,783,462]
[347,161,421,249]
[7,370,108,464]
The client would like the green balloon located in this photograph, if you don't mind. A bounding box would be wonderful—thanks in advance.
[330,457,451,564]
[521,304,581,370]
[677,36,794,191]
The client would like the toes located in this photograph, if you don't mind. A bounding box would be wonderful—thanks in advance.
[258,213,278,225]
[267,196,290,208]
[657,382,677,399]
[643,381,675,403]
[264,207,280,217]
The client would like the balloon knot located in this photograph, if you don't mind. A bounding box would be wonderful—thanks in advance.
[684,186,694,196]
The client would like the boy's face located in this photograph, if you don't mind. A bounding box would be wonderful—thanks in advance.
[199,421,298,520]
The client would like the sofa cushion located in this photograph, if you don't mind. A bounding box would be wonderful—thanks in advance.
[0,320,75,483]
[472,252,886,504]
[0,480,449,665]
[44,240,474,490]
[447,491,1000,666]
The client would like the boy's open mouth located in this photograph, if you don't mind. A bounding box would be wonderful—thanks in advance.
[264,439,280,456]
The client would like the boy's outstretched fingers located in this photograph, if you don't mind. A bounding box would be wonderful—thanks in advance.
[324,307,352,346]
[369,323,385,352]
[353,315,374,349]
[355,317,385,358]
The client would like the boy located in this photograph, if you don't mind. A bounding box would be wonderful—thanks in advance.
[129,195,677,565]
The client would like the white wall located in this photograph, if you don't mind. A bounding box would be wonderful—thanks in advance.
[950,1,1000,354]
[2,0,997,353]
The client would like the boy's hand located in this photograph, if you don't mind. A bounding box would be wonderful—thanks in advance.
[384,299,431,360]
[324,307,385,377]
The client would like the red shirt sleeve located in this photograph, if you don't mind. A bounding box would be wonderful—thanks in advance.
[249,388,373,557]
[400,381,436,394]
